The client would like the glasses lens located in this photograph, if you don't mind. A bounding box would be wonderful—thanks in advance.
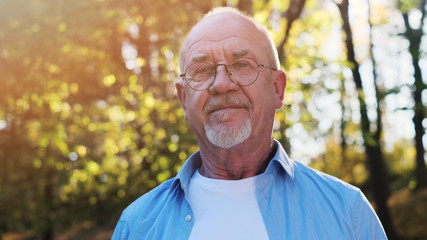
[228,58,258,86]
[185,63,215,90]
[183,58,260,90]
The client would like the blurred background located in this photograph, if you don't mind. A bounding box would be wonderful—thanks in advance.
[0,0,426,239]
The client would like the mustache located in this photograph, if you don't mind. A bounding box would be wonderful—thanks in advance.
[203,96,252,114]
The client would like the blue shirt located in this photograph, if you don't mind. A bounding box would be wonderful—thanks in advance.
[112,140,387,239]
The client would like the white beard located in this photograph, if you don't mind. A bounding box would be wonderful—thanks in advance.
[205,117,252,149]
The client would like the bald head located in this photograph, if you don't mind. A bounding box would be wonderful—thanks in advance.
[179,7,279,73]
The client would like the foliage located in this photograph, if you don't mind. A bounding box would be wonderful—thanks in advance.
[0,0,206,237]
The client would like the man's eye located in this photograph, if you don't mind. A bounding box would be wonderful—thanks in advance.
[196,66,213,74]
[231,60,251,69]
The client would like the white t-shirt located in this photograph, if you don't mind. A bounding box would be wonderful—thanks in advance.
[186,170,269,240]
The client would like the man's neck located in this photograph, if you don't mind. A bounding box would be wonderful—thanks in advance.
[198,139,276,180]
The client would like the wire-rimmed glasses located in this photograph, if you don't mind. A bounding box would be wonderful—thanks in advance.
[179,57,277,91]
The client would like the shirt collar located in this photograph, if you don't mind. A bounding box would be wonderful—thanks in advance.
[169,139,295,196]
[266,140,295,179]
[169,151,202,195]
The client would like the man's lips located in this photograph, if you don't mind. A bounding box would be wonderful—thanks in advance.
[203,96,252,115]
[208,105,246,114]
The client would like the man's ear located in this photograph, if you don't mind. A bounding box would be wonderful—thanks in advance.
[273,70,287,109]
[176,81,188,120]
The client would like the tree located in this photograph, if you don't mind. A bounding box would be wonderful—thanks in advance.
[335,0,398,239]
[277,0,306,64]
[238,0,254,15]
[398,0,427,191]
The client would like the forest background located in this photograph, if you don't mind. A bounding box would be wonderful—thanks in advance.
[0,0,426,239]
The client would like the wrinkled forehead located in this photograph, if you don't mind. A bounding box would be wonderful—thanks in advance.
[180,13,270,68]
[185,38,257,64]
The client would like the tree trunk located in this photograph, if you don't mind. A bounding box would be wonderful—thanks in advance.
[401,0,427,191]
[237,0,253,16]
[336,1,398,239]
[367,0,383,143]
[277,0,306,63]
[41,166,55,240]
[136,22,153,90]
[339,76,347,165]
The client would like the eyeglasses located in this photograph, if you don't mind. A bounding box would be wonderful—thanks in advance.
[179,57,277,91]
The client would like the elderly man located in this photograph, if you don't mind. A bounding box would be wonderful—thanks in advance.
[112,7,387,240]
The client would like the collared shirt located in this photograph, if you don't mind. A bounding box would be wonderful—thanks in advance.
[112,140,387,240]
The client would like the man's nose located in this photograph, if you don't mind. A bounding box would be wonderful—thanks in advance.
[209,64,239,94]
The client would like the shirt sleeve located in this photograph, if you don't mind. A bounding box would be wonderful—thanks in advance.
[353,190,388,240]
[111,214,130,240]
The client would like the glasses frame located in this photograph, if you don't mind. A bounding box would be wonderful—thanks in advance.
[179,57,278,91]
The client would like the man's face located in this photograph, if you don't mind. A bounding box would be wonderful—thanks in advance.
[176,13,286,149]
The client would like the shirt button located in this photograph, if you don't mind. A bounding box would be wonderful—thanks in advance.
[185,215,192,222]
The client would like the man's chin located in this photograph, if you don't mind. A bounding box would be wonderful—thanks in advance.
[204,119,252,149]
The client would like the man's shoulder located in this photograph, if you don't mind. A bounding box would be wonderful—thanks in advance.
[288,161,370,225]
[120,177,177,222]
[271,160,386,238]
[292,161,362,198]
[112,177,184,239]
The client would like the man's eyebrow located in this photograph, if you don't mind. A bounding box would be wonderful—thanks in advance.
[189,54,209,63]
[188,49,250,63]
[231,49,250,58]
